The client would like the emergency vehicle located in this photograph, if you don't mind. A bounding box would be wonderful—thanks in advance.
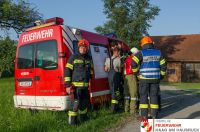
[14,17,129,111]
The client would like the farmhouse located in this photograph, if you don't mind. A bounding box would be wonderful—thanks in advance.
[152,34,200,82]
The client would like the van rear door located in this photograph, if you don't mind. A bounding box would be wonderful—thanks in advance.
[34,40,62,109]
[15,44,36,107]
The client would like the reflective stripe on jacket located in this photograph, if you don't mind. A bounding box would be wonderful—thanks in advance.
[65,53,93,87]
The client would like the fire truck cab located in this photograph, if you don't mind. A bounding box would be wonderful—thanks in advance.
[14,17,130,111]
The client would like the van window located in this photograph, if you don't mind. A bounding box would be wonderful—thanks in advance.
[73,41,79,54]
[17,40,58,70]
[36,41,58,70]
[18,45,34,69]
[90,44,108,79]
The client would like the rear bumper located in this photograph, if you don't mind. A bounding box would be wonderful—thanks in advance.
[13,95,72,111]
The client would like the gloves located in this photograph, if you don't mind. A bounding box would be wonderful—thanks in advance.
[66,87,71,95]
[66,86,74,94]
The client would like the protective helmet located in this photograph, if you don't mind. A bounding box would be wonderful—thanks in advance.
[78,39,89,49]
[140,36,153,47]
[130,47,139,55]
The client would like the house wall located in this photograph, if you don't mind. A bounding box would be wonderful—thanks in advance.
[164,62,200,82]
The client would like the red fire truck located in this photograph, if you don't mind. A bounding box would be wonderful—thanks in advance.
[14,17,130,111]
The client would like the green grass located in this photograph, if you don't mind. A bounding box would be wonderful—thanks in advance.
[161,82,200,94]
[0,78,128,132]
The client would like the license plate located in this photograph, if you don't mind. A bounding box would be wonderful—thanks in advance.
[19,81,32,87]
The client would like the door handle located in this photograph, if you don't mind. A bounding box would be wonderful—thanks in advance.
[34,76,40,81]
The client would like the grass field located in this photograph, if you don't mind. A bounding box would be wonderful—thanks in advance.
[0,78,128,132]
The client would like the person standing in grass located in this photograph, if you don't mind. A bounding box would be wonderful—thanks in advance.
[124,47,139,114]
[132,36,166,119]
[65,39,93,125]
[104,47,122,112]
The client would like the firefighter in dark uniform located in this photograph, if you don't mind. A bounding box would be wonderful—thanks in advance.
[65,39,93,125]
[132,36,167,119]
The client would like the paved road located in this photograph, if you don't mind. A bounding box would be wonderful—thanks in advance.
[119,86,200,132]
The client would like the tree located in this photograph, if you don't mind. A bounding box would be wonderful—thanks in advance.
[0,0,42,34]
[95,0,160,47]
[0,37,16,77]
[0,0,42,77]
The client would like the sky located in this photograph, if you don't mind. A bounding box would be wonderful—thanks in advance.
[8,0,200,37]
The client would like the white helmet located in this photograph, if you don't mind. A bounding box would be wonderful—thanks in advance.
[130,47,139,55]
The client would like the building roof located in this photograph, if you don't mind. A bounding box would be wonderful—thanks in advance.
[152,34,200,62]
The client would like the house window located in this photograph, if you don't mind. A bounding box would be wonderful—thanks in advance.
[185,63,193,71]
[167,69,176,75]
[195,64,200,70]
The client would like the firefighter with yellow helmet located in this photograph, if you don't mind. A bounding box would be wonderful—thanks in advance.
[65,39,93,125]
[132,36,166,119]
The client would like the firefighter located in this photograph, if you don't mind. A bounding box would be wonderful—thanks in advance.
[132,36,167,119]
[124,47,139,114]
[65,39,93,125]
[104,47,121,112]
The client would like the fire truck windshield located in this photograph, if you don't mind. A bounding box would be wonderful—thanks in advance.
[17,40,58,70]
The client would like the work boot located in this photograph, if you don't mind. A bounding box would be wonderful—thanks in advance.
[151,109,158,119]
[68,115,77,125]
[79,114,88,123]
[124,99,130,113]
[148,116,157,119]
[130,101,137,114]
[111,104,118,113]
[68,111,78,125]
[111,99,119,112]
